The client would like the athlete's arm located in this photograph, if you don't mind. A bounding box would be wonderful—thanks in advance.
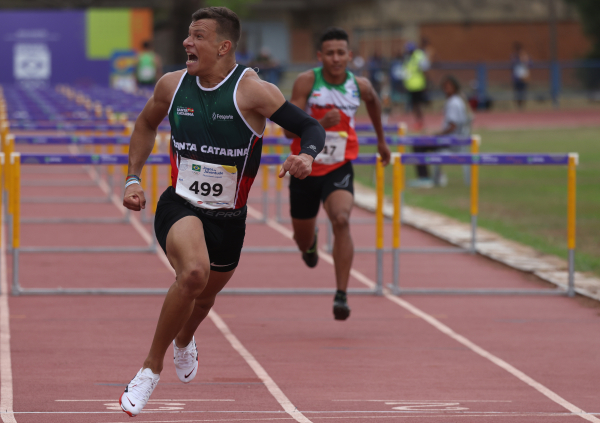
[123,71,181,211]
[237,71,325,179]
[283,71,313,138]
[356,76,391,166]
[283,70,340,138]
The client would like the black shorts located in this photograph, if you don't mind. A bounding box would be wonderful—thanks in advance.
[289,161,354,219]
[408,89,427,107]
[154,187,246,272]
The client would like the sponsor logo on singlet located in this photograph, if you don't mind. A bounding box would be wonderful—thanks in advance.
[212,112,234,121]
[177,106,194,116]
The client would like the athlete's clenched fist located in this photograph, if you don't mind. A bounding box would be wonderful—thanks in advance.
[123,184,147,211]
[279,153,314,180]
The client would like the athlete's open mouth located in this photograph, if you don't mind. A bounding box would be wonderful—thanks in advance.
[186,54,198,64]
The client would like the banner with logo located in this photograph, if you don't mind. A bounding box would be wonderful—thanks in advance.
[0,9,152,85]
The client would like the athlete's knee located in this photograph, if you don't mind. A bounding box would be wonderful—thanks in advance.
[330,212,350,233]
[195,296,216,313]
[177,264,210,297]
[294,231,314,251]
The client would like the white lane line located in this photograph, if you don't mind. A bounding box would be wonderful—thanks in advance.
[92,175,313,423]
[209,311,312,423]
[0,203,17,423]
[249,207,600,423]
[55,399,234,402]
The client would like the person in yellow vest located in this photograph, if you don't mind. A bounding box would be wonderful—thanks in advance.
[136,40,163,88]
[403,41,430,132]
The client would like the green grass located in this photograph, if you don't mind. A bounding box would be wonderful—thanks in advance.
[353,127,600,275]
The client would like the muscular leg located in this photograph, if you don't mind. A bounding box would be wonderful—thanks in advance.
[292,217,317,252]
[323,190,354,292]
[174,269,234,348]
[143,216,214,374]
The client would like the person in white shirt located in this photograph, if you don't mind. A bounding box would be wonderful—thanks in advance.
[410,75,472,188]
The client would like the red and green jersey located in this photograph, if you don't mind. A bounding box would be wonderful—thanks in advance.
[291,67,361,176]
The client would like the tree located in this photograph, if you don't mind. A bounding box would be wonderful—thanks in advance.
[564,0,600,58]
[563,0,600,89]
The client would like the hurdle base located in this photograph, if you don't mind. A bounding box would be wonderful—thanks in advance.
[12,287,378,296]
[20,246,156,253]
[387,286,569,296]
[21,217,129,224]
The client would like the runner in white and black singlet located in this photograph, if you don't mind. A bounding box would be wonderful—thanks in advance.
[284,27,390,321]
[118,7,325,416]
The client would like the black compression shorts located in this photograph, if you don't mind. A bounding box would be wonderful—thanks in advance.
[289,161,354,220]
[154,187,246,272]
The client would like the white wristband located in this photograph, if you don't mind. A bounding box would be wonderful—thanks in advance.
[125,180,141,189]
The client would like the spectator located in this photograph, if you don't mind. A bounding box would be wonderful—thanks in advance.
[136,40,162,89]
[252,47,281,85]
[368,51,385,95]
[511,42,531,110]
[389,49,405,106]
[409,75,472,188]
[403,41,430,132]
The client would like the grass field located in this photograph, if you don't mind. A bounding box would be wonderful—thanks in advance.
[353,126,600,276]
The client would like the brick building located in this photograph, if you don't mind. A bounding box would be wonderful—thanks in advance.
[244,0,590,64]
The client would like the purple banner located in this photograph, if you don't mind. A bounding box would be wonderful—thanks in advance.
[0,11,110,85]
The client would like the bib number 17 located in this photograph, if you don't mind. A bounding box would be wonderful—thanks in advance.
[189,181,223,197]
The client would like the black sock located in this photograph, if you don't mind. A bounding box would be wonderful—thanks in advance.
[335,289,346,300]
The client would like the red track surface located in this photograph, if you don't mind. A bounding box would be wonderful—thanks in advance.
[3,144,600,422]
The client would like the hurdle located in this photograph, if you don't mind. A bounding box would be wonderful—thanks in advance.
[8,152,388,296]
[389,152,578,297]
[2,132,164,225]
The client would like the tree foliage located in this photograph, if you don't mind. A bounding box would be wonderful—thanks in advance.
[564,0,600,58]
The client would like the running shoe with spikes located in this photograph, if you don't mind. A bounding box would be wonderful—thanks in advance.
[120,368,160,417]
[333,290,351,321]
[173,336,199,383]
[302,228,319,268]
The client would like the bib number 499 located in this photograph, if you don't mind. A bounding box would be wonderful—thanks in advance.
[189,181,223,197]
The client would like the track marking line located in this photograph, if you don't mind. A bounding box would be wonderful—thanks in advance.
[55,399,234,402]
[97,411,600,422]
[0,203,17,423]
[90,173,312,423]
[248,207,600,423]
[209,311,312,423]
[332,399,512,402]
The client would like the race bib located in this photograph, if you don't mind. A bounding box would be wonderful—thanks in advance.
[175,157,237,209]
[315,131,348,165]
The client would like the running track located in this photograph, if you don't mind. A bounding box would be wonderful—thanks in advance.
[2,144,600,422]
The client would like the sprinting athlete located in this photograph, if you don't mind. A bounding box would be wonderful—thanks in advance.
[284,27,390,321]
[119,7,324,417]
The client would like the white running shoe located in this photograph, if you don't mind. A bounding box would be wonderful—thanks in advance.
[119,368,160,417]
[173,337,199,383]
